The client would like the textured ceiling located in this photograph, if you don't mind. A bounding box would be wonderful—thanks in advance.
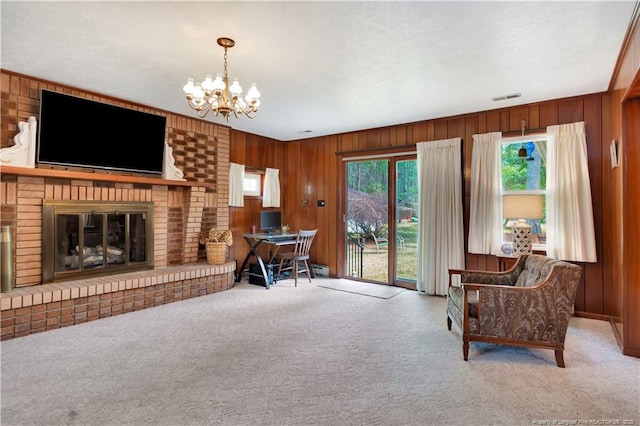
[1,1,637,141]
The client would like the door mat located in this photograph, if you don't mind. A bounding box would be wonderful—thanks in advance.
[318,280,406,299]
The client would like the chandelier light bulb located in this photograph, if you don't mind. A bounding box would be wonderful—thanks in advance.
[183,77,195,95]
[200,74,214,92]
[245,83,261,104]
[192,84,205,99]
[182,37,260,120]
[229,78,243,96]
[211,74,225,92]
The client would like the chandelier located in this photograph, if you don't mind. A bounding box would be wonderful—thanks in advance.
[183,37,261,120]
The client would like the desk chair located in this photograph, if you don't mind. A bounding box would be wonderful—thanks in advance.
[275,229,318,287]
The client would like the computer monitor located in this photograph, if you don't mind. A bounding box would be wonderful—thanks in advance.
[260,210,282,233]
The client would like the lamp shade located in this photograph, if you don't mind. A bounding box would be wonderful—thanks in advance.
[503,194,544,219]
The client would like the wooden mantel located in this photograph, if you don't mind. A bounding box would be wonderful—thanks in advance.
[0,165,214,188]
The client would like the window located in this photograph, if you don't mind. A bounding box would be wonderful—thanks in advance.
[501,135,547,248]
[243,172,262,196]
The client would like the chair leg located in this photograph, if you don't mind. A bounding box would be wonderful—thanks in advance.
[463,337,469,361]
[447,316,452,331]
[275,258,285,283]
[293,259,298,287]
[304,260,312,283]
[554,350,565,368]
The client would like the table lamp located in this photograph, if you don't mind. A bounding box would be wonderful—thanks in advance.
[503,194,544,255]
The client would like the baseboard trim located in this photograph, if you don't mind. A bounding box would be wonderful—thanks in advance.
[573,311,610,321]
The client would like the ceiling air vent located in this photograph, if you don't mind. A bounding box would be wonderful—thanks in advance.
[492,93,522,101]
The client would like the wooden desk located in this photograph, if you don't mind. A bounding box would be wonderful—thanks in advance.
[235,232,297,288]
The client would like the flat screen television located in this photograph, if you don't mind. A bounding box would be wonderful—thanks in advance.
[260,210,282,233]
[37,89,167,175]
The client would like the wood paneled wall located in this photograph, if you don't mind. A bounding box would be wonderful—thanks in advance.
[227,131,286,264]
[232,93,612,318]
[605,1,640,356]
[622,97,640,357]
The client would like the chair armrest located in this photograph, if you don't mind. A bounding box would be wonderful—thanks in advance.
[448,268,516,287]
[461,282,536,292]
[448,268,467,288]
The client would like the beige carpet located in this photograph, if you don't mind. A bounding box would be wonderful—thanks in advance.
[318,279,406,299]
[1,277,638,426]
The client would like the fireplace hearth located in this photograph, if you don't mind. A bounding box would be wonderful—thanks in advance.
[42,201,154,283]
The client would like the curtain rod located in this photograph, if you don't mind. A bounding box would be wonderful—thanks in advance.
[335,143,417,156]
[340,151,417,162]
[500,128,546,137]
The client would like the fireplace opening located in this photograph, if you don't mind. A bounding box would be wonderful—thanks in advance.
[42,201,154,283]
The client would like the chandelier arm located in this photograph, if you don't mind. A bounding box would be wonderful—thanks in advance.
[235,101,258,115]
[189,99,211,116]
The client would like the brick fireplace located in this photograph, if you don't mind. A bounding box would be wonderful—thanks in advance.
[1,168,208,286]
[1,71,237,340]
[0,168,235,340]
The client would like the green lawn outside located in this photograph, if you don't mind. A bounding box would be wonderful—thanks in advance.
[358,222,418,283]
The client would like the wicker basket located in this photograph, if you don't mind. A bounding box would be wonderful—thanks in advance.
[206,242,227,265]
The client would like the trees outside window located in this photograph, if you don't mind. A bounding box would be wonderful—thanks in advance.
[501,137,547,245]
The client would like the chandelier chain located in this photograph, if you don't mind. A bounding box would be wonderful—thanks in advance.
[223,48,228,80]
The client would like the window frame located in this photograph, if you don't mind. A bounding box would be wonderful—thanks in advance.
[500,133,548,251]
[243,172,262,197]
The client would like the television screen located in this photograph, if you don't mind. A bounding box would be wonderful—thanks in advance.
[37,89,167,175]
[260,210,281,232]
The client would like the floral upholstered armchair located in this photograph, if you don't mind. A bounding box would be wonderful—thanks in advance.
[446,254,583,367]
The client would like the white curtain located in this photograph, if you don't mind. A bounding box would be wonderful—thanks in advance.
[262,168,281,208]
[416,138,464,295]
[546,122,597,262]
[229,162,245,207]
[468,132,504,255]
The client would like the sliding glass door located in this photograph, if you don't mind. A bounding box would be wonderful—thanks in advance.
[395,159,418,285]
[344,155,417,289]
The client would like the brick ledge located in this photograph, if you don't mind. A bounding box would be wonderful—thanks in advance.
[0,262,235,311]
